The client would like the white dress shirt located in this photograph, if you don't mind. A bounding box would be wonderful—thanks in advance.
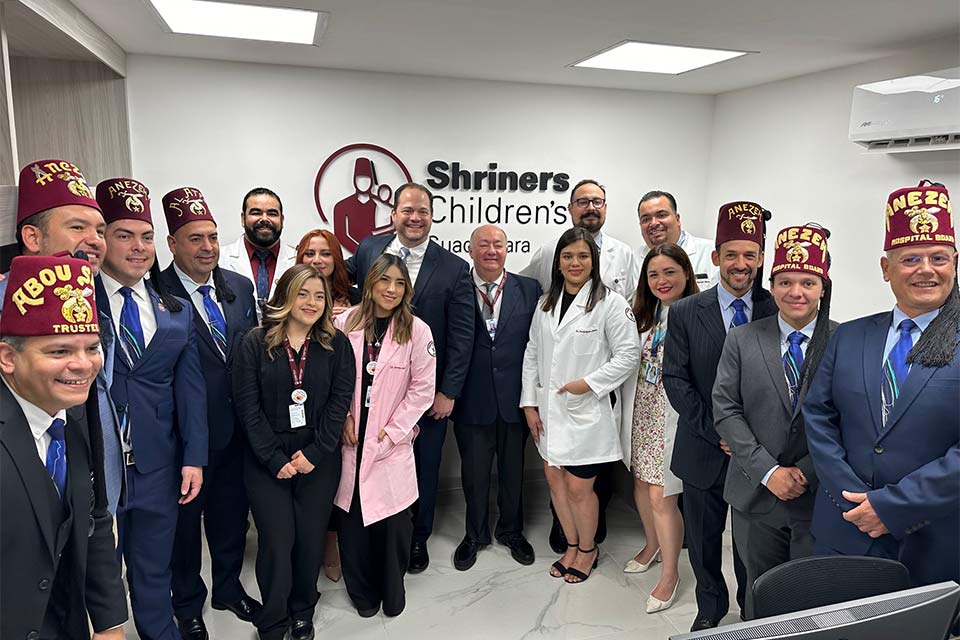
[98,271,158,354]
[1,375,67,463]
[717,284,754,333]
[387,236,431,285]
[472,268,506,321]
[174,263,226,335]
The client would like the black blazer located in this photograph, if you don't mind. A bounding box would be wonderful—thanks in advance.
[347,234,475,399]
[158,265,259,450]
[233,327,355,476]
[453,271,541,425]
[0,383,128,638]
[663,285,777,489]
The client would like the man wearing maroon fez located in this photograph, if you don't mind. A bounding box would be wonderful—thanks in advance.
[0,254,128,640]
[96,177,209,640]
[3,159,128,519]
[156,187,261,639]
[714,224,838,618]
[663,201,778,631]
[804,181,959,591]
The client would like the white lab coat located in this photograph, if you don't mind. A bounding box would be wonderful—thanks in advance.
[619,310,683,497]
[521,231,641,301]
[520,283,641,467]
[219,236,298,300]
[636,232,718,291]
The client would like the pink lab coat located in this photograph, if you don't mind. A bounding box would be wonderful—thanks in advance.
[334,309,436,525]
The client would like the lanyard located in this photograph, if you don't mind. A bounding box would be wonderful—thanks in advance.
[283,337,309,389]
[365,340,383,368]
[474,272,507,316]
[650,305,665,358]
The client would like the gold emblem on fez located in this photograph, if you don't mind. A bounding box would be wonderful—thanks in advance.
[122,191,145,213]
[188,200,206,216]
[55,284,95,324]
[906,206,939,235]
[740,218,756,235]
[785,241,809,263]
[58,171,92,199]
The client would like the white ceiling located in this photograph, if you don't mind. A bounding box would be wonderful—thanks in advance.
[70,0,960,94]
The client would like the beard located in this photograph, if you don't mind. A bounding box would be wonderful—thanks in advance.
[576,214,604,234]
[244,221,281,248]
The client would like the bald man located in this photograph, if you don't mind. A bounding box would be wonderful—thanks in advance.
[451,225,542,570]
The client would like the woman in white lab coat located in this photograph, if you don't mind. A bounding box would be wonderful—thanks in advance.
[521,227,640,584]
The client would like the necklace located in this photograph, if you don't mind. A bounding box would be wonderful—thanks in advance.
[372,318,389,347]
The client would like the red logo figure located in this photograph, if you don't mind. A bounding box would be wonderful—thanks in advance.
[315,144,412,254]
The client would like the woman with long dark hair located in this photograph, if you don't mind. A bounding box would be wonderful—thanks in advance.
[621,243,699,613]
[335,254,436,617]
[233,264,355,640]
[521,228,640,584]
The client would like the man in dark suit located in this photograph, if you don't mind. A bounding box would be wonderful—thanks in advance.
[714,224,837,619]
[0,254,128,640]
[96,179,208,640]
[158,188,261,639]
[347,182,475,572]
[451,225,541,570]
[663,200,777,631]
[804,181,959,590]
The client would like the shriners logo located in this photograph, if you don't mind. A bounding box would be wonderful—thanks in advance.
[123,191,146,213]
[740,218,756,235]
[784,241,809,263]
[30,161,92,198]
[905,206,940,235]
[169,188,207,217]
[315,143,413,254]
[55,284,95,324]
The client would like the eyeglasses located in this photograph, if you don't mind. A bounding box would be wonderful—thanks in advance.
[571,198,606,208]
[896,253,955,267]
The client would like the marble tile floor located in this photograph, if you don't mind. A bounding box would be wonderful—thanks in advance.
[123,481,742,639]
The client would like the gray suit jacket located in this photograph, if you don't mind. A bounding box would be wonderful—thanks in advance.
[713,315,836,515]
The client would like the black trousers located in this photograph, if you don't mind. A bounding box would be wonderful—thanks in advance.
[338,498,413,616]
[244,433,341,640]
[683,478,748,622]
[454,418,528,544]
[172,435,250,619]
[412,413,447,543]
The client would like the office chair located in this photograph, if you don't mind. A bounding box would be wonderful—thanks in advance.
[752,555,911,619]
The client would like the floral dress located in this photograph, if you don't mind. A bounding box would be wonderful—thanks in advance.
[630,319,667,484]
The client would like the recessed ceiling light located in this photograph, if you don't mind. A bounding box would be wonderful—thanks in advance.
[148,0,327,45]
[573,41,748,75]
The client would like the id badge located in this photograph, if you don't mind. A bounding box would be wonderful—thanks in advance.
[288,403,306,428]
[644,361,661,385]
[486,318,497,340]
[364,385,372,408]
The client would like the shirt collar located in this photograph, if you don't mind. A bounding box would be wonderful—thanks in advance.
[99,270,150,302]
[717,283,753,311]
[472,268,505,288]
[778,314,817,342]
[1,375,67,441]
[593,230,604,249]
[892,305,940,332]
[392,235,430,258]
[173,262,212,296]
[243,236,280,261]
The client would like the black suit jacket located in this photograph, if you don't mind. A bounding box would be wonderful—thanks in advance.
[347,235,475,399]
[159,265,258,450]
[663,285,777,489]
[453,271,542,425]
[0,383,127,638]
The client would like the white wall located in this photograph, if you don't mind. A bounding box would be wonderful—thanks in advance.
[704,37,960,321]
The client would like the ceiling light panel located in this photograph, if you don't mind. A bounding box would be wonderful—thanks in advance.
[574,41,748,75]
[149,0,325,45]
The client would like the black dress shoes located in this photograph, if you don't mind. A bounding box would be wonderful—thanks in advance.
[690,617,720,632]
[454,537,486,571]
[548,517,567,554]
[408,540,430,573]
[178,617,208,640]
[498,534,535,566]
[211,594,262,622]
[290,619,315,640]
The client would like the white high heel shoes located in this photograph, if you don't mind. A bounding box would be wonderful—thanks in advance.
[645,578,681,613]
[623,548,661,573]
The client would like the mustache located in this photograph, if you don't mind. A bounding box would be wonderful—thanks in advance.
[253,220,277,231]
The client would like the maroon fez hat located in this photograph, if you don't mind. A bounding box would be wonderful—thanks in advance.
[1,254,100,337]
[716,200,769,248]
[161,187,216,235]
[771,224,830,280]
[884,181,955,250]
[17,159,100,225]
[96,178,153,227]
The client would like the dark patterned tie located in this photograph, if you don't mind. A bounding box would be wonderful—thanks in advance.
[46,418,68,500]
[198,285,228,358]
[119,287,145,364]
[730,298,748,328]
[782,331,806,409]
[881,319,916,424]
[255,249,272,304]
[481,282,497,321]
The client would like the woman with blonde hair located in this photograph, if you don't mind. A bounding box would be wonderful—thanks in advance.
[234,264,355,640]
[335,253,436,618]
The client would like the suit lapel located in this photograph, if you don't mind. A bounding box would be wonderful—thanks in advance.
[136,285,169,370]
[164,269,219,359]
[862,313,890,434]
[880,331,960,437]
[757,318,792,413]
[697,286,726,349]
[222,289,249,361]
[94,277,116,385]
[492,274,517,343]
[412,242,440,306]
[556,283,589,334]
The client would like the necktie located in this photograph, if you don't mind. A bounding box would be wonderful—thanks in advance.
[782,331,806,409]
[254,249,272,304]
[399,246,411,264]
[730,298,748,328]
[119,287,145,364]
[46,418,68,500]
[881,318,916,423]
[198,285,228,358]
[481,282,497,321]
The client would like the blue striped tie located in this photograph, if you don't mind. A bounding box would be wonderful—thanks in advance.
[782,331,806,409]
[118,287,145,364]
[730,298,748,328]
[198,285,228,358]
[46,418,68,500]
[881,319,916,424]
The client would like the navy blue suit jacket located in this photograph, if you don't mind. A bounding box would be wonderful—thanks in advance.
[347,235,475,399]
[158,265,258,451]
[453,271,541,425]
[99,278,209,473]
[803,311,960,585]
